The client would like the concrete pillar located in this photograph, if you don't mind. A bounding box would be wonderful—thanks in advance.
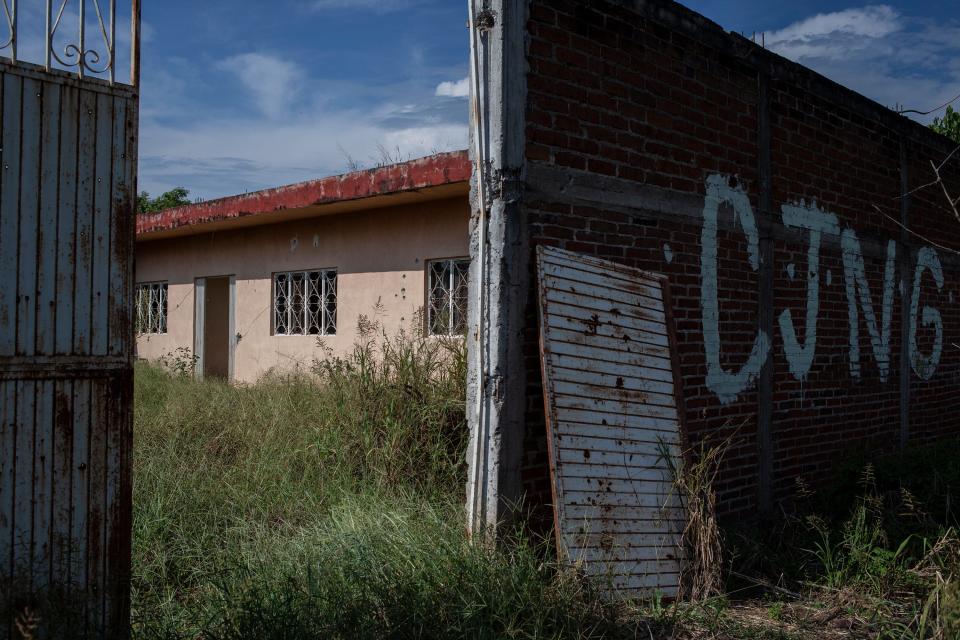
[464,0,530,536]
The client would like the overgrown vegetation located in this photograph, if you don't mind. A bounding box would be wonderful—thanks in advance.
[721,441,960,639]
[132,321,628,639]
[128,317,960,638]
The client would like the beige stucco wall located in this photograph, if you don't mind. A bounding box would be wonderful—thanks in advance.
[135,196,469,383]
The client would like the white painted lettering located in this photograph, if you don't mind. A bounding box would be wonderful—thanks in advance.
[700,175,771,404]
[909,246,944,380]
[840,231,896,382]
[778,203,840,380]
[696,174,947,401]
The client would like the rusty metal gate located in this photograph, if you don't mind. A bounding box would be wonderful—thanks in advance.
[0,2,140,637]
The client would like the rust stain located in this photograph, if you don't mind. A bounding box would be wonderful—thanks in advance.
[55,389,73,435]
[583,313,601,336]
[600,534,614,551]
[78,230,92,263]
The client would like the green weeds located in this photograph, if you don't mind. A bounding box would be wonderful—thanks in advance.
[131,316,960,639]
[132,322,629,639]
[725,442,960,639]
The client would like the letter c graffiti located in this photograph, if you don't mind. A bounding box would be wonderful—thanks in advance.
[700,175,771,404]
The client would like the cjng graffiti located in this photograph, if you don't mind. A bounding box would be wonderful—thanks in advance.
[700,174,946,404]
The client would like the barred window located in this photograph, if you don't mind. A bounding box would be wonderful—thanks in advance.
[274,270,337,336]
[135,282,168,335]
[428,258,469,336]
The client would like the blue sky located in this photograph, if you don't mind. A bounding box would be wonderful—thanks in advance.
[135,1,960,201]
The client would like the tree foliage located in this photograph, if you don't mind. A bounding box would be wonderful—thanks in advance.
[137,187,191,215]
[930,105,960,145]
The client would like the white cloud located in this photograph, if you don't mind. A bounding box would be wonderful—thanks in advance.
[435,77,470,98]
[762,7,960,122]
[767,5,901,43]
[765,5,901,61]
[139,115,467,200]
[138,54,469,200]
[217,53,303,120]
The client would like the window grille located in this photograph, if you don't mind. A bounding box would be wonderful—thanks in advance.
[428,258,469,336]
[274,270,337,336]
[135,282,167,335]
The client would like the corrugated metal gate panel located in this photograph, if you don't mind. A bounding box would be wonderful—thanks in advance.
[0,61,136,639]
[536,245,687,598]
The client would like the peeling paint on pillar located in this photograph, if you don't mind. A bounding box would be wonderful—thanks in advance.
[465,0,530,535]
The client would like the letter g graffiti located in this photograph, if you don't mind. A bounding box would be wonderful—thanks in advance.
[909,246,944,380]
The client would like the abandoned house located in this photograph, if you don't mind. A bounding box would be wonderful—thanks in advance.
[134,151,471,382]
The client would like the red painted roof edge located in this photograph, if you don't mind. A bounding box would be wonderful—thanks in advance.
[136,150,472,237]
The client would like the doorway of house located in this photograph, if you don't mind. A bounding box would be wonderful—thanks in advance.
[195,275,236,380]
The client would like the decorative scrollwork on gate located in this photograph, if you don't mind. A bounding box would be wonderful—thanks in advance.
[0,0,15,58]
[0,0,135,85]
[49,0,116,81]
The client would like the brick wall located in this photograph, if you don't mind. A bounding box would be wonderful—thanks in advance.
[517,0,960,519]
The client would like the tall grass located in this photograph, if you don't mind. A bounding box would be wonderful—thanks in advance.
[661,436,728,602]
[131,315,960,638]
[309,314,469,492]
[132,321,626,639]
[165,497,629,640]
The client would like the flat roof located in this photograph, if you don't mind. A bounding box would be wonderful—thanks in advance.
[136,150,471,241]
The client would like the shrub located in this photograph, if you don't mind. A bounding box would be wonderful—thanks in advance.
[156,346,199,377]
[309,312,468,492]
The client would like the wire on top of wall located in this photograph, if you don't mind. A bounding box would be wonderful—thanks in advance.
[897,91,960,116]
